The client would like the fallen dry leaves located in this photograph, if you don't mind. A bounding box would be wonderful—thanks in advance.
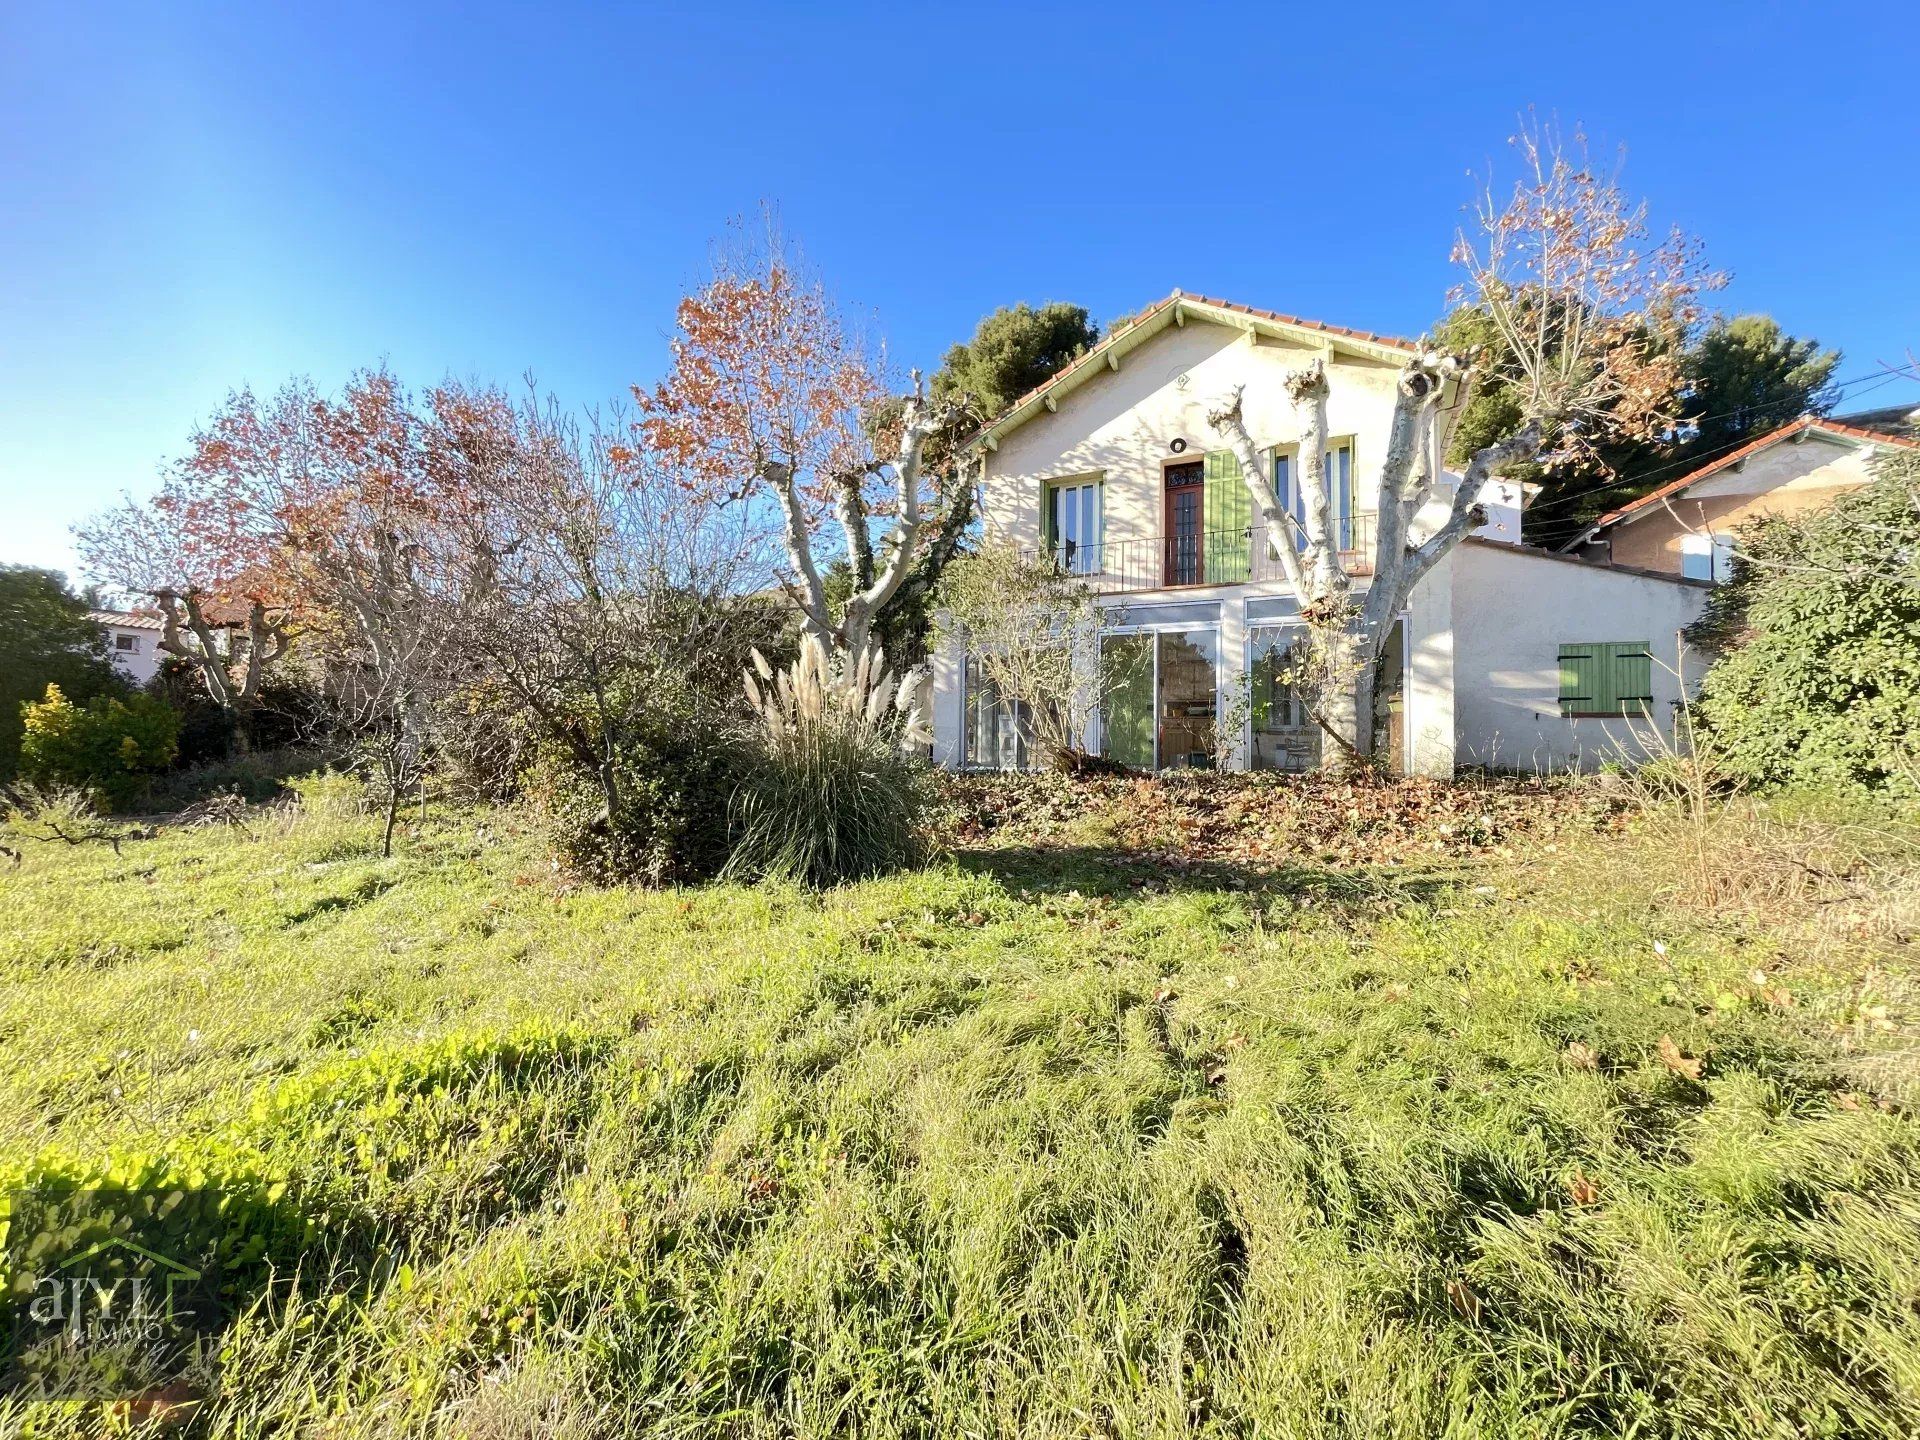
[936,771,1624,872]
[1656,1035,1705,1082]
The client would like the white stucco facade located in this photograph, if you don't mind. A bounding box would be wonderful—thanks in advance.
[933,295,1711,777]
[1448,541,1707,771]
[90,611,166,686]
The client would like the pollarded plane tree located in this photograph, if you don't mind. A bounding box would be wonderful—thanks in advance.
[1207,118,1721,764]
[634,231,979,719]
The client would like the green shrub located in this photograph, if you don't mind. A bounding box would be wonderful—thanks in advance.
[725,640,932,887]
[288,769,370,818]
[140,746,327,811]
[18,683,179,808]
[530,675,751,886]
[1692,449,1920,796]
[0,566,124,781]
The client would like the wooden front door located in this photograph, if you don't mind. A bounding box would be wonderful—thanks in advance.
[1164,461,1204,586]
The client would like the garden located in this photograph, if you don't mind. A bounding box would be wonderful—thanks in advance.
[2,756,1918,1436]
[2,210,1918,1438]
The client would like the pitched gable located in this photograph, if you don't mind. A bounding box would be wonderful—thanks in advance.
[967,292,1416,453]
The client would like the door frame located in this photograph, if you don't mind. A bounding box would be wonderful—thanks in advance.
[1162,458,1206,587]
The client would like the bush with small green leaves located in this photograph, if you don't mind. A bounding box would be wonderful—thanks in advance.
[18,683,179,809]
[1692,448,1920,796]
[0,565,124,781]
[529,672,752,886]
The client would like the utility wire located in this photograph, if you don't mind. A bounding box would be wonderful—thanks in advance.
[1521,365,1917,539]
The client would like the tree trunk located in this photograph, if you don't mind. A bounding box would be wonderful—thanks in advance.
[1314,620,1368,768]
[381,782,400,858]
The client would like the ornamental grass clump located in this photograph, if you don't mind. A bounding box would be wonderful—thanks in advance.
[726,638,933,888]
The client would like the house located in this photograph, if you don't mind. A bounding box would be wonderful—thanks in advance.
[89,609,168,685]
[89,604,244,688]
[1564,407,1920,581]
[925,291,1712,777]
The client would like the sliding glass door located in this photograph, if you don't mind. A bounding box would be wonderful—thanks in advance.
[1100,630,1219,771]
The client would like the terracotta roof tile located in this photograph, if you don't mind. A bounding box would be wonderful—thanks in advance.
[1591,415,1918,529]
[90,609,166,630]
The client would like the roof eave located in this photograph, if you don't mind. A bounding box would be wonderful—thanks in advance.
[965,294,1416,454]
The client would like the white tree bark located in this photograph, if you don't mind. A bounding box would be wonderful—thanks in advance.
[764,455,834,642]
[1211,348,1542,769]
[766,375,942,665]
[1205,386,1311,602]
[842,380,935,657]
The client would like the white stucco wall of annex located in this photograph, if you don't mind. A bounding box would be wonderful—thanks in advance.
[1449,541,1710,773]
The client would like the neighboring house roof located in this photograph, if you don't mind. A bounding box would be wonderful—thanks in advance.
[89,601,252,630]
[1570,413,1920,545]
[89,608,166,631]
[1835,402,1920,442]
[966,291,1418,452]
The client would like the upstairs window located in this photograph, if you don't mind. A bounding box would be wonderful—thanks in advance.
[114,634,139,652]
[1267,440,1355,550]
[1559,641,1653,718]
[1045,478,1103,575]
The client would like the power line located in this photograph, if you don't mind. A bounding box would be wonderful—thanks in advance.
[1509,367,1912,527]
[1521,365,1917,538]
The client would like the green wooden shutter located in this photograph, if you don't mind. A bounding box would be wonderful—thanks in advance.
[1202,450,1252,583]
[1559,643,1600,716]
[1102,634,1155,770]
[1609,642,1653,715]
[1560,641,1652,715]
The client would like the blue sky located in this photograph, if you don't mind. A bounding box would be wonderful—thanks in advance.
[3,1,1916,576]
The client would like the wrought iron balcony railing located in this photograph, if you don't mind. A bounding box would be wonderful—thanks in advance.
[1032,514,1376,594]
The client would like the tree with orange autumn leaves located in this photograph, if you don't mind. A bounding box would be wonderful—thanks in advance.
[632,241,978,675]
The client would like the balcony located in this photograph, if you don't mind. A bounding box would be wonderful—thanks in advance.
[1032,515,1376,595]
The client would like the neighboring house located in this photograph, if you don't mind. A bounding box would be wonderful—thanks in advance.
[89,609,168,686]
[89,605,244,688]
[1565,407,1920,581]
[926,291,1711,777]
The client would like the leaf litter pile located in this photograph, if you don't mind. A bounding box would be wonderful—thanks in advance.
[936,770,1625,870]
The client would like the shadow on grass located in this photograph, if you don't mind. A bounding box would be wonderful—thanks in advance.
[951,843,1458,908]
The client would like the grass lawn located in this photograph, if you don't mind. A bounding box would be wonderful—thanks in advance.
[1,788,1916,1437]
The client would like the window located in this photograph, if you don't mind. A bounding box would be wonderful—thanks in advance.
[1248,626,1321,771]
[1267,439,1354,550]
[114,634,139,652]
[1163,462,1205,585]
[1101,634,1154,770]
[1559,641,1653,718]
[1327,440,1354,550]
[1099,629,1219,772]
[1157,629,1219,770]
[963,654,1036,770]
[1045,478,1103,575]
[1681,532,1736,583]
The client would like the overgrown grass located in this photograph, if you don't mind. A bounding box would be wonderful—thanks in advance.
[0,791,1916,1436]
